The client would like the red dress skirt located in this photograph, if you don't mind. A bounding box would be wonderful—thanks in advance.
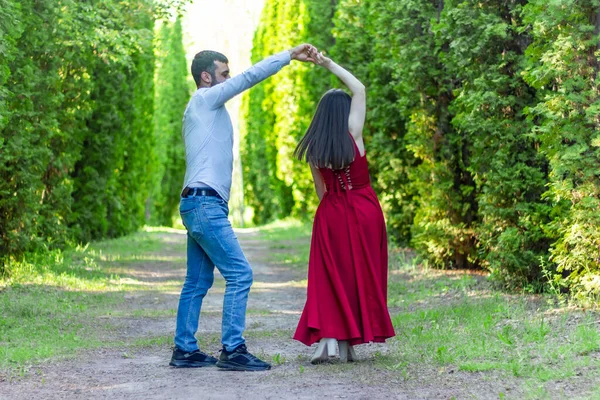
[293,139,396,346]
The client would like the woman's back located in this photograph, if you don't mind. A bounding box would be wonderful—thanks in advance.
[293,49,395,360]
[318,137,370,194]
[294,133,394,348]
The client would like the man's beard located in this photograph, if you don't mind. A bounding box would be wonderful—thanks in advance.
[210,72,220,87]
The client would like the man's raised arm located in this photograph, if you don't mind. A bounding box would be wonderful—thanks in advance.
[202,44,315,109]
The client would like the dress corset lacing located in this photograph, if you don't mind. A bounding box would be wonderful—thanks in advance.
[334,166,353,192]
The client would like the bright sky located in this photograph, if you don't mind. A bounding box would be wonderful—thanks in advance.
[182,0,265,74]
[181,0,266,224]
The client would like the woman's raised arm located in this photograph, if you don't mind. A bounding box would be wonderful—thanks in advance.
[311,51,366,139]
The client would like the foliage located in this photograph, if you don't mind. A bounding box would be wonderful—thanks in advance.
[148,17,190,226]
[68,0,156,242]
[3,0,600,299]
[386,253,600,394]
[243,0,600,299]
[241,0,335,224]
[1,0,98,266]
[522,0,600,300]
[332,0,418,246]
[439,0,551,285]
[0,0,189,274]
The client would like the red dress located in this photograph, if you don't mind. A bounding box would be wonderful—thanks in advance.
[293,138,396,346]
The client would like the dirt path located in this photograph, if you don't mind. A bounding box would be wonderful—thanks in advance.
[0,230,511,400]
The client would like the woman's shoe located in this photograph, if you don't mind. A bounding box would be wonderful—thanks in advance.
[338,340,357,362]
[310,338,337,364]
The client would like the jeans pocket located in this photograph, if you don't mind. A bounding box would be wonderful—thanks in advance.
[202,199,229,221]
[180,203,202,235]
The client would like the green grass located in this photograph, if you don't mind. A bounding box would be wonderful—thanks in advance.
[0,222,309,372]
[108,308,177,318]
[2,219,600,397]
[2,228,186,290]
[250,218,312,242]
[129,332,220,350]
[391,298,599,378]
[267,250,310,269]
[92,227,187,261]
[383,249,600,395]
[271,352,286,365]
[248,218,311,268]
[0,285,123,368]
[0,227,181,370]
[244,328,294,339]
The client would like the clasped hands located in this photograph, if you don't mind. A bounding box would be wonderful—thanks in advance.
[289,44,331,67]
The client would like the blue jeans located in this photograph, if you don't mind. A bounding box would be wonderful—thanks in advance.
[174,195,253,352]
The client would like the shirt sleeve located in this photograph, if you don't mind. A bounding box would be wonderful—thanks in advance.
[201,50,292,110]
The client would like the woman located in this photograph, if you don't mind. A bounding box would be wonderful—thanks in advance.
[293,50,395,363]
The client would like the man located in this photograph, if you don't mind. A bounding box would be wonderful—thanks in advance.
[170,44,316,371]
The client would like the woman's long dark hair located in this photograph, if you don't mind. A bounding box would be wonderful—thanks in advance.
[294,89,355,170]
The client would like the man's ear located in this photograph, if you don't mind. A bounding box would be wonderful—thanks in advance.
[201,71,212,85]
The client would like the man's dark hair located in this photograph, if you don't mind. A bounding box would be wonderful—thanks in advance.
[294,89,355,170]
[191,50,228,87]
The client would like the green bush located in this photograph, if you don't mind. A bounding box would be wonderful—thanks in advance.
[3,0,600,301]
[0,0,95,264]
[0,0,188,275]
[440,1,551,286]
[522,0,600,300]
[241,0,335,224]
[68,0,156,242]
[148,18,190,226]
[243,0,600,301]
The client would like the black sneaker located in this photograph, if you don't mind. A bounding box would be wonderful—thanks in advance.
[169,348,218,368]
[216,344,272,371]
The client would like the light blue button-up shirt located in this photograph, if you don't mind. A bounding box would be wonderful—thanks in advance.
[181,50,291,202]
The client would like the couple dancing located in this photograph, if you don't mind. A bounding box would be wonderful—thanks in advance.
[170,43,395,371]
